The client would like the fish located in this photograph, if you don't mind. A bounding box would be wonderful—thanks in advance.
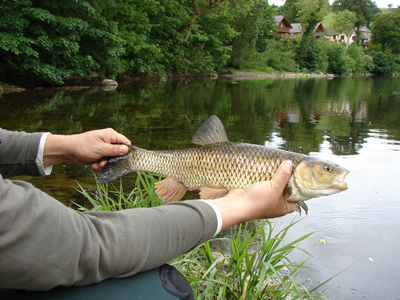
[97,115,349,214]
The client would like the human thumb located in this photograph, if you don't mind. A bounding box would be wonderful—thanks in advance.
[111,144,130,156]
[272,160,293,191]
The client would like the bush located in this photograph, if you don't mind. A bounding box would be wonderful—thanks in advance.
[249,39,298,72]
[326,43,352,74]
[369,50,400,74]
[347,44,374,74]
[295,32,322,72]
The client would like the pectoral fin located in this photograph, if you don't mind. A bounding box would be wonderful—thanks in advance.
[200,185,229,199]
[283,186,308,215]
[296,200,308,215]
[155,176,187,202]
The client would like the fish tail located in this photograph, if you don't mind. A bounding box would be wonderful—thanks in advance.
[97,145,135,184]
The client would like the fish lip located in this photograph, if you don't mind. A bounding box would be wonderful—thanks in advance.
[332,169,350,191]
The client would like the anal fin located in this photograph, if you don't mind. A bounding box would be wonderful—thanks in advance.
[155,176,187,203]
[200,185,229,199]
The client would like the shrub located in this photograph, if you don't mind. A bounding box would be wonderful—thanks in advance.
[326,43,352,74]
[369,50,400,74]
[295,34,322,72]
[347,44,374,74]
[249,39,298,72]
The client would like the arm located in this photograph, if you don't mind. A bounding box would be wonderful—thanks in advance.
[0,161,295,291]
[0,177,218,290]
[0,128,130,178]
[0,129,46,178]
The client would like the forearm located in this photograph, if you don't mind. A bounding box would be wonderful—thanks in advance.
[0,129,47,178]
[0,178,217,291]
[42,134,75,167]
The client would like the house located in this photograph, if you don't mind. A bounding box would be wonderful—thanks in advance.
[325,26,371,48]
[290,23,302,39]
[351,26,371,48]
[314,23,325,39]
[274,15,292,39]
[289,22,326,39]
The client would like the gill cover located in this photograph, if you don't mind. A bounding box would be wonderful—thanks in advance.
[289,159,349,201]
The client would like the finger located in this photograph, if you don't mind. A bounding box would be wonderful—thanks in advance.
[91,162,102,172]
[271,160,293,191]
[103,144,130,157]
[284,201,298,214]
[109,130,131,145]
[115,134,131,145]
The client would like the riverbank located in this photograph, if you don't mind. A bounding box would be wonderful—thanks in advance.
[1,71,340,94]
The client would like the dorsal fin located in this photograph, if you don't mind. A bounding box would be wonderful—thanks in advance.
[192,115,229,146]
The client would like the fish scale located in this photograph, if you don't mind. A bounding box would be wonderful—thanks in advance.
[127,142,307,190]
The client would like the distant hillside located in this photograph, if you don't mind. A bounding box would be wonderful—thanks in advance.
[322,12,335,28]
[380,8,397,14]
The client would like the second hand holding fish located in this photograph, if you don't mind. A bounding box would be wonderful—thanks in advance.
[215,160,298,230]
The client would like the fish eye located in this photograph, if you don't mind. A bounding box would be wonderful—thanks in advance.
[324,165,333,172]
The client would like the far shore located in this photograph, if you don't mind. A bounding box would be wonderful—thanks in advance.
[0,71,382,94]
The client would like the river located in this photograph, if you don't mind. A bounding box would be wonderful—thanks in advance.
[1,76,399,299]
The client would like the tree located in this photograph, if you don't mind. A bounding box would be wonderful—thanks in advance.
[0,0,125,85]
[294,0,329,71]
[371,8,400,54]
[280,0,300,22]
[332,10,357,48]
[230,0,273,67]
[332,0,374,43]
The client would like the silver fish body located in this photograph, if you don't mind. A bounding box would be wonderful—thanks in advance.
[98,116,349,213]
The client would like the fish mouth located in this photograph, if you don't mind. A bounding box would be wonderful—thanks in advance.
[332,169,350,191]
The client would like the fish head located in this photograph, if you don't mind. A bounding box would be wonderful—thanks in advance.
[289,158,349,201]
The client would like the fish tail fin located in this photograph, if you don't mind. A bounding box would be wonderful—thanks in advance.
[97,146,135,184]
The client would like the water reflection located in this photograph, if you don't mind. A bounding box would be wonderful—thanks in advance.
[1,76,400,299]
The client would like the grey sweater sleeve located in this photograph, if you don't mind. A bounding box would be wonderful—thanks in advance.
[0,129,218,290]
[0,177,218,291]
[0,129,44,178]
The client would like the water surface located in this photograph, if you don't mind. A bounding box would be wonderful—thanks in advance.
[1,76,399,299]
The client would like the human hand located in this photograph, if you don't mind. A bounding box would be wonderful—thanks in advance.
[44,128,131,171]
[210,160,297,231]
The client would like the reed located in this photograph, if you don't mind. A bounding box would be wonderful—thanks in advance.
[76,172,331,299]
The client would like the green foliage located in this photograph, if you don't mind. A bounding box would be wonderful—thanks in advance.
[369,50,400,74]
[0,0,125,84]
[75,172,164,211]
[332,10,357,48]
[229,0,271,69]
[371,8,400,54]
[171,219,331,299]
[295,33,322,72]
[0,0,397,84]
[321,12,336,28]
[296,0,329,25]
[347,44,374,73]
[254,39,298,72]
[325,43,352,74]
[332,0,374,29]
[280,0,300,22]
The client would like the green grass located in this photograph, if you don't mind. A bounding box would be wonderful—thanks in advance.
[76,172,334,299]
